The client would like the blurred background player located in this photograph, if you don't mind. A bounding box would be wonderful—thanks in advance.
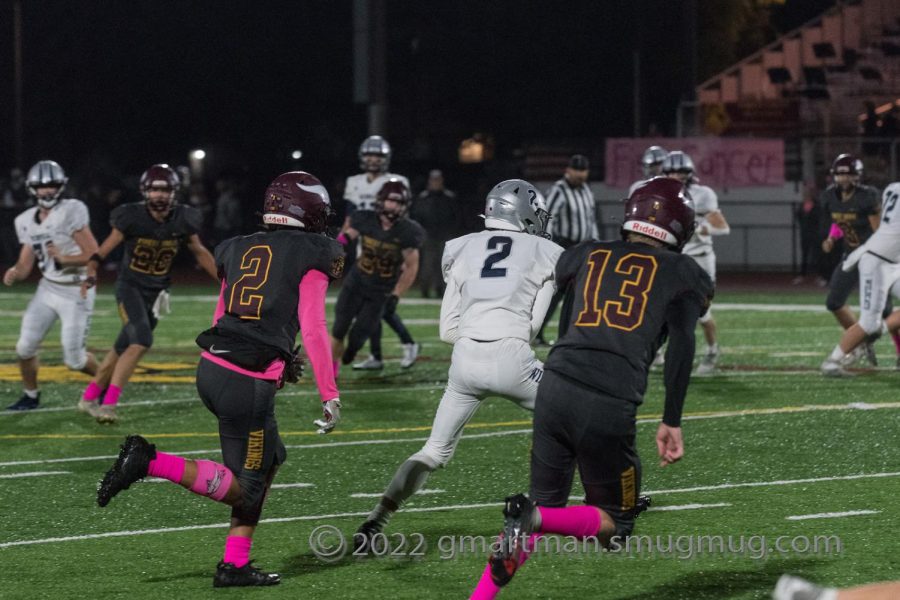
[4,160,100,410]
[343,136,420,369]
[332,178,424,372]
[819,154,899,365]
[534,154,597,346]
[663,150,729,375]
[79,164,217,423]
[410,169,460,299]
[628,145,668,196]
[822,180,900,375]
[355,179,562,549]
[470,177,712,598]
[96,171,344,587]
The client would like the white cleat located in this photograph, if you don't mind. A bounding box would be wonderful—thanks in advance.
[77,399,101,417]
[695,349,718,376]
[772,574,838,600]
[400,343,420,369]
[650,349,665,369]
[352,355,384,371]
[95,404,118,424]
[820,358,852,377]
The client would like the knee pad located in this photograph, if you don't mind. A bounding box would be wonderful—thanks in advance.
[15,338,38,361]
[411,446,449,470]
[63,350,88,371]
[698,308,713,324]
[858,313,886,337]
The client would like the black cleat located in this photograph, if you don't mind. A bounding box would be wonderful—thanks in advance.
[97,435,156,507]
[6,393,39,411]
[353,519,383,554]
[213,561,280,587]
[488,493,535,587]
[635,495,652,517]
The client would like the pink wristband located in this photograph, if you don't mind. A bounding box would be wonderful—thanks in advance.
[828,223,843,239]
[337,232,349,246]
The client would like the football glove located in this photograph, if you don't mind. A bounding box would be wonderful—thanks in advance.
[314,398,342,435]
[383,294,399,317]
[282,347,305,385]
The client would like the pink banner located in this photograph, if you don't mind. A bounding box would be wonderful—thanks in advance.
[604,138,785,189]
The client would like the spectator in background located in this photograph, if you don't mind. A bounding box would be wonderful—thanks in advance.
[535,154,598,346]
[410,169,459,298]
[879,105,899,140]
[213,178,243,243]
[188,181,214,243]
[794,182,825,285]
[3,168,28,207]
[862,101,879,157]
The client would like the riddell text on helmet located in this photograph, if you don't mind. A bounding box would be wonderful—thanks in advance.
[630,222,668,241]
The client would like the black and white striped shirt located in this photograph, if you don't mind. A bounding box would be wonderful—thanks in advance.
[545,178,599,244]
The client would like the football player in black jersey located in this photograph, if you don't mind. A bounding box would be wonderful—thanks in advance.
[818,153,899,365]
[331,178,425,373]
[470,177,714,597]
[80,164,218,423]
[96,171,344,587]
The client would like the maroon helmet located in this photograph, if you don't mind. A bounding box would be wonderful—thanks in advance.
[374,177,411,221]
[621,177,696,252]
[830,153,859,176]
[140,164,180,213]
[262,171,331,233]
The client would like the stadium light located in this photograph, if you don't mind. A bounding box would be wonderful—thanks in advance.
[291,150,303,160]
[190,149,206,161]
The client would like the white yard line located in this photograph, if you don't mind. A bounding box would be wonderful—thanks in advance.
[647,502,731,512]
[0,470,71,479]
[785,510,880,521]
[0,501,729,549]
[645,472,900,495]
[3,401,900,468]
[270,483,315,489]
[351,489,445,499]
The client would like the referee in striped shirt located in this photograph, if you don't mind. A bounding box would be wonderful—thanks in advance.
[536,154,600,345]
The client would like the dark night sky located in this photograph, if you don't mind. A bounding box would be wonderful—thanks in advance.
[0,0,834,185]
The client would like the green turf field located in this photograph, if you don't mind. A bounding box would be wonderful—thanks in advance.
[1,284,898,599]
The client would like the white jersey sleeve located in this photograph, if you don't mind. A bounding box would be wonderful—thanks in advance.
[682,184,719,256]
[442,231,562,342]
[853,182,900,261]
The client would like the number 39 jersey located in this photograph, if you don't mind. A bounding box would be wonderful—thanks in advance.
[14,199,91,284]
[441,230,563,343]
[111,202,203,291]
[213,230,345,356]
[547,239,713,402]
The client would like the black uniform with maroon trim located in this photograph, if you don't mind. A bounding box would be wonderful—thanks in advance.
[820,184,887,312]
[332,210,425,363]
[109,203,202,353]
[530,239,712,536]
[195,229,344,524]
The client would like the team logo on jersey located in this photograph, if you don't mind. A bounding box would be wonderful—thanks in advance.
[330,255,345,279]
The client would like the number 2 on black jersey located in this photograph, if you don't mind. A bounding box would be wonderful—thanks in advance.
[481,236,513,278]
[227,245,272,320]
[575,249,658,331]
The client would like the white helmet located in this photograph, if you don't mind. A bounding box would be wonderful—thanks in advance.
[26,160,68,209]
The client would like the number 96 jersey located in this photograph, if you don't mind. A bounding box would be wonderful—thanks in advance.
[546,239,713,402]
[441,230,563,343]
[111,202,204,291]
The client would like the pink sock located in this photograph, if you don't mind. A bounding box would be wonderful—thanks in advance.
[102,384,122,406]
[469,534,539,599]
[147,451,186,484]
[83,381,103,402]
[223,535,252,568]
[538,506,600,538]
[189,459,234,502]
[892,331,900,354]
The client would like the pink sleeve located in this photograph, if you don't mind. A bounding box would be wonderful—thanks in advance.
[828,223,844,239]
[212,279,227,325]
[299,270,339,402]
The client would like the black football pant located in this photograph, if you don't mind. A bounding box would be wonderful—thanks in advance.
[530,368,642,538]
[113,283,161,353]
[369,313,415,361]
[332,274,391,364]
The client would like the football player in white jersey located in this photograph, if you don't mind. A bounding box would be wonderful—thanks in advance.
[341,135,419,370]
[822,181,900,375]
[4,160,99,410]
[627,145,668,197]
[663,151,730,375]
[353,179,563,549]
